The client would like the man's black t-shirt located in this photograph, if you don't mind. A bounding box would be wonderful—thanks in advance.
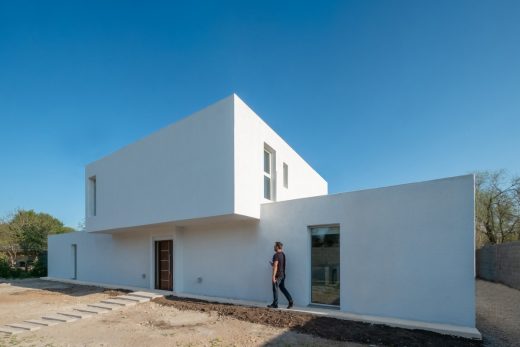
[272,252,286,278]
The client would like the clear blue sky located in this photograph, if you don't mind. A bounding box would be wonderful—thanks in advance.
[1,1,519,228]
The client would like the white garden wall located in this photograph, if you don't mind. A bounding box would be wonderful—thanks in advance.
[267,174,475,327]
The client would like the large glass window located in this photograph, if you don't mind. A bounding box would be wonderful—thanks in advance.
[311,226,340,306]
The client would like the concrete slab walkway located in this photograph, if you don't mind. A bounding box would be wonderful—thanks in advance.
[0,291,163,336]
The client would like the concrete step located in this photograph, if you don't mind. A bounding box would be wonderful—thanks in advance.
[5,322,41,331]
[0,326,26,335]
[88,303,122,311]
[116,295,150,303]
[41,314,78,323]
[128,291,163,299]
[101,298,137,306]
[57,311,92,319]
[74,307,110,315]
[24,319,60,327]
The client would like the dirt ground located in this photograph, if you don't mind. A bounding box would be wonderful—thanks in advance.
[1,278,515,347]
[154,296,481,347]
[0,279,362,347]
[476,279,520,347]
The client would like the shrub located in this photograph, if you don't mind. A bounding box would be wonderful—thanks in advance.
[0,258,11,278]
[0,257,35,279]
[30,258,47,277]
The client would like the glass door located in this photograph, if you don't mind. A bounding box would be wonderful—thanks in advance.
[311,226,340,306]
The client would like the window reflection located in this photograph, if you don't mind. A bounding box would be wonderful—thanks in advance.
[311,226,340,306]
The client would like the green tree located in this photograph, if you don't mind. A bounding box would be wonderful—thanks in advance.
[476,171,520,247]
[0,219,20,267]
[5,210,73,269]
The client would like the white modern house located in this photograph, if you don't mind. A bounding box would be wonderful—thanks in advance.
[48,94,479,338]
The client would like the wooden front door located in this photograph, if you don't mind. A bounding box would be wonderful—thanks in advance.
[155,240,173,291]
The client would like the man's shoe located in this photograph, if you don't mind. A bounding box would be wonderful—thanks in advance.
[267,304,278,308]
[287,301,294,309]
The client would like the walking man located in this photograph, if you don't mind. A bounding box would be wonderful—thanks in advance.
[268,241,294,309]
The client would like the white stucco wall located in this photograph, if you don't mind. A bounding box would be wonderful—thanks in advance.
[85,94,327,232]
[49,226,181,289]
[48,231,150,288]
[179,175,475,327]
[50,175,475,329]
[267,174,475,327]
[233,95,328,218]
[85,95,236,232]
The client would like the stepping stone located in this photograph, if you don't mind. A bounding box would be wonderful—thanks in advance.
[88,303,121,311]
[101,298,136,306]
[128,291,163,299]
[6,322,41,331]
[117,295,150,303]
[24,319,60,327]
[42,314,78,323]
[0,326,25,335]
[74,307,109,315]
[57,311,92,319]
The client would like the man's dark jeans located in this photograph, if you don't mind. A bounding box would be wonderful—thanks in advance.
[272,275,293,306]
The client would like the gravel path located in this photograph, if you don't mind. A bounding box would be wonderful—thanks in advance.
[477,279,520,347]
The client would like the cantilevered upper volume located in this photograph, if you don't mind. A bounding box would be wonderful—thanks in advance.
[85,94,327,233]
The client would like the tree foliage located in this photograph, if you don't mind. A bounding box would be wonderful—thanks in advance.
[476,171,520,247]
[0,220,20,267]
[9,210,72,256]
[0,209,73,273]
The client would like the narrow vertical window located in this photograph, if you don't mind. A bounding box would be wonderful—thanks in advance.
[263,146,276,201]
[72,244,77,280]
[283,163,288,188]
[89,176,97,216]
[264,150,271,174]
[264,149,272,200]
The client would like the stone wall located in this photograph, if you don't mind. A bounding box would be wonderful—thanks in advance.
[477,241,520,290]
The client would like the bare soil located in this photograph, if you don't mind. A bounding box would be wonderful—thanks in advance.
[0,279,361,347]
[1,302,357,347]
[3,279,514,347]
[154,296,482,347]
